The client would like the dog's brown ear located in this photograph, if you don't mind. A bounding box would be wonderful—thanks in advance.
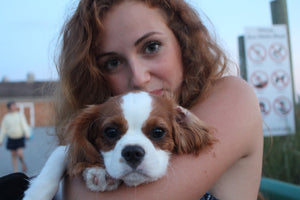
[172,106,216,155]
[66,105,104,176]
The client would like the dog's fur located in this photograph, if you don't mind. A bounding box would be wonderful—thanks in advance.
[23,91,214,200]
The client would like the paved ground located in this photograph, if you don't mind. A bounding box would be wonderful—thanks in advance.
[0,127,58,177]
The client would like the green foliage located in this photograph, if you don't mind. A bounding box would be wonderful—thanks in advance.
[262,100,300,185]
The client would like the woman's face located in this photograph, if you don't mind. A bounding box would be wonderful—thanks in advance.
[9,103,18,112]
[98,1,183,97]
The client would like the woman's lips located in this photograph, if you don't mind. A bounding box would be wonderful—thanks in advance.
[149,89,163,95]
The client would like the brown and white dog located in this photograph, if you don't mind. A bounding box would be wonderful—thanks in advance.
[23,91,214,199]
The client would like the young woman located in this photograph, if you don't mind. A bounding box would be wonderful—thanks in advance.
[0,101,30,173]
[55,0,263,199]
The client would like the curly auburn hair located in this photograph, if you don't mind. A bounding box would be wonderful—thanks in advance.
[55,0,229,144]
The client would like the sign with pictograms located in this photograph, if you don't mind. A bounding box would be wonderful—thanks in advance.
[244,25,295,136]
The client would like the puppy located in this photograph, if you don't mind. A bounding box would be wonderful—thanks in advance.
[23,91,214,199]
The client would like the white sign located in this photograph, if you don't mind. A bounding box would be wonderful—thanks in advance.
[244,25,295,136]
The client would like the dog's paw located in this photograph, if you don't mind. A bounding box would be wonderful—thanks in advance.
[82,167,121,192]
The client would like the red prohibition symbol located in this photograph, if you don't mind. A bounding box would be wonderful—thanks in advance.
[269,43,287,63]
[247,44,267,63]
[250,71,268,89]
[273,96,292,116]
[271,69,290,90]
[259,98,271,116]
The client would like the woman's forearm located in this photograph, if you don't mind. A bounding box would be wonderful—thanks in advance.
[61,154,214,200]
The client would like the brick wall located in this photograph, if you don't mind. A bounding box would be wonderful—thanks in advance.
[34,101,55,126]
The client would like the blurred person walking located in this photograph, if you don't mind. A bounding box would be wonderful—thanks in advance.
[0,101,30,172]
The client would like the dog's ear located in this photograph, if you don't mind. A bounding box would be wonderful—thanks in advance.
[172,106,216,155]
[66,105,104,176]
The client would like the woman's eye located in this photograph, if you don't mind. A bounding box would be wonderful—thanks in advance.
[150,127,165,140]
[144,41,161,54]
[103,58,122,72]
[104,127,120,140]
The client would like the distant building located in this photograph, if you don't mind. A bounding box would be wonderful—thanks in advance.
[0,80,57,127]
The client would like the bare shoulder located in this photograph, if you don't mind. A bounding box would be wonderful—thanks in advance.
[191,75,264,199]
[203,75,259,108]
[192,75,263,160]
[217,75,259,101]
[193,75,262,132]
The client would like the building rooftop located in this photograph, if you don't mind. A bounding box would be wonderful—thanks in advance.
[0,81,57,100]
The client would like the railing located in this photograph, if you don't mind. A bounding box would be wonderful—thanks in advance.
[260,177,300,200]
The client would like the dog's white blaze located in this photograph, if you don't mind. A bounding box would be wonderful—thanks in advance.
[122,92,152,130]
[102,92,170,186]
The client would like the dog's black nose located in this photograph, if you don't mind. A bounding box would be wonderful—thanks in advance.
[122,145,145,169]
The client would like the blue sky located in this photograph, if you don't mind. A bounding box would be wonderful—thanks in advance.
[0,0,299,95]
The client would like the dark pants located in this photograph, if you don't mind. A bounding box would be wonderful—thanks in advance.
[6,137,25,150]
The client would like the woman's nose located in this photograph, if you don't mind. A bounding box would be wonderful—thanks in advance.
[129,59,150,88]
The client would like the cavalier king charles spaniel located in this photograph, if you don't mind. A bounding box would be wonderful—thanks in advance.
[23,91,215,200]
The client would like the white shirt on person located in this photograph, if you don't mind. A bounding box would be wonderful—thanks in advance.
[0,111,30,143]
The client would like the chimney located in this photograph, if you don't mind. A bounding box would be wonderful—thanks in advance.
[2,76,9,82]
[27,73,35,83]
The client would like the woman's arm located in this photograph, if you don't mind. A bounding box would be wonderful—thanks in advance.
[0,117,7,145]
[62,76,263,200]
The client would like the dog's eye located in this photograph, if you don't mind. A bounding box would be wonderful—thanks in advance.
[104,127,120,139]
[150,127,165,140]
